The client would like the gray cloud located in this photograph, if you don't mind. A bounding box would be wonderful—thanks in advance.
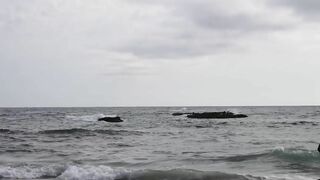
[0,1,319,106]
[0,0,288,60]
[270,0,320,19]
[115,0,286,59]
[171,1,280,31]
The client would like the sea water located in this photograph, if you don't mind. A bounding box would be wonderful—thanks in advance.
[0,106,319,180]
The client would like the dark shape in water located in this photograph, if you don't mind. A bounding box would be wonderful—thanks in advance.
[172,112,192,116]
[98,116,123,122]
[318,144,320,152]
[187,111,248,119]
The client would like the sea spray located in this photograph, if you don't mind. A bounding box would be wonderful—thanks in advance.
[58,165,129,180]
[0,165,64,179]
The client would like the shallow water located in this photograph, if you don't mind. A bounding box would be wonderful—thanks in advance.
[0,106,320,179]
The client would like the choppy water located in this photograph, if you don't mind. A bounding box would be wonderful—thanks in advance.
[0,106,320,180]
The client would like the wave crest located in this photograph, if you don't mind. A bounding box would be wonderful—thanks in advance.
[0,165,63,179]
[59,165,129,180]
[0,165,263,180]
[271,147,320,162]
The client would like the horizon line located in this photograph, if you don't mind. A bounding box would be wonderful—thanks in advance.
[0,105,319,108]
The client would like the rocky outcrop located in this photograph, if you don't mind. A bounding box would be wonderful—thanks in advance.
[98,116,123,122]
[186,111,248,119]
[172,112,192,116]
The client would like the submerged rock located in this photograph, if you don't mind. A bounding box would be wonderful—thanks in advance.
[172,112,184,116]
[172,112,191,116]
[98,116,123,122]
[187,111,247,119]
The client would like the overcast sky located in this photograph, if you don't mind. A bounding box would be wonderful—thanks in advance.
[0,0,319,107]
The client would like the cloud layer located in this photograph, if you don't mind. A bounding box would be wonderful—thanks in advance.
[0,0,320,106]
[0,0,289,60]
[271,0,320,19]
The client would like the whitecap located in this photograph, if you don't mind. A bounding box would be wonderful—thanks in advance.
[0,165,62,179]
[265,174,316,180]
[66,114,107,122]
[58,165,129,180]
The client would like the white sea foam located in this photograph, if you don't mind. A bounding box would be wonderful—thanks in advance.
[273,146,285,152]
[0,165,62,179]
[226,108,241,114]
[265,174,316,180]
[58,165,129,180]
[180,107,188,111]
[171,107,188,112]
[2,165,313,180]
[66,114,106,122]
[0,165,128,180]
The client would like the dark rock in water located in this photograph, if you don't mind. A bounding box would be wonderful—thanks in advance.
[187,111,248,119]
[195,125,207,128]
[318,144,320,152]
[98,116,123,122]
[172,112,184,116]
[172,112,192,116]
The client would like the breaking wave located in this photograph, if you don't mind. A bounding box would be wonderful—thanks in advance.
[0,165,64,179]
[271,147,320,163]
[0,148,318,180]
[0,165,265,180]
[66,114,112,122]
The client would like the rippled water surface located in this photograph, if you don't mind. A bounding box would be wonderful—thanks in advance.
[0,106,320,179]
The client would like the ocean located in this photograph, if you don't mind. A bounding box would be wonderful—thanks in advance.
[0,106,319,180]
